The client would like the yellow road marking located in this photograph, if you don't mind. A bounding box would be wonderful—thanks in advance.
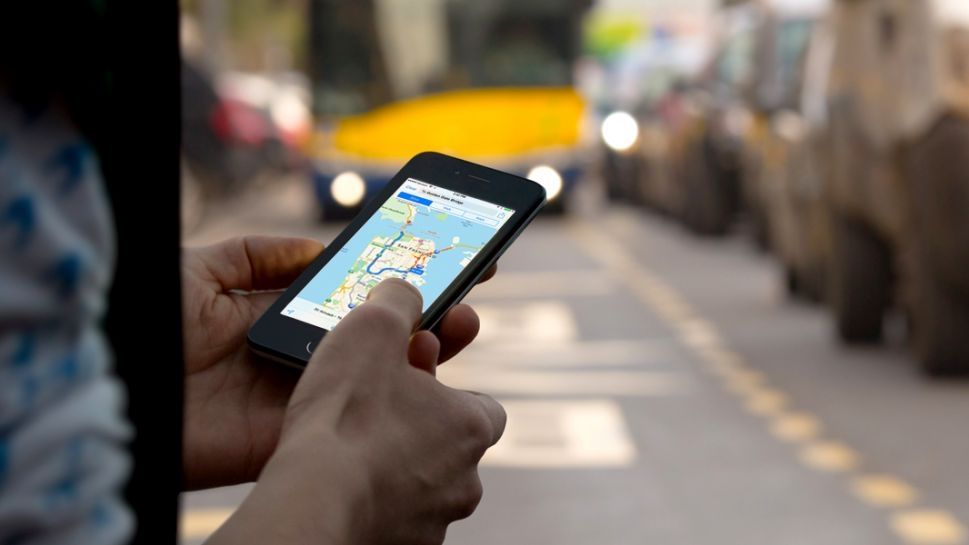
[799,441,860,472]
[891,510,968,545]
[723,370,769,395]
[743,389,789,416]
[180,508,235,540]
[770,412,822,442]
[852,475,919,508]
[569,218,969,539]
[675,318,723,349]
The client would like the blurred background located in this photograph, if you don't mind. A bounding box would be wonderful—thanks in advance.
[179,0,969,543]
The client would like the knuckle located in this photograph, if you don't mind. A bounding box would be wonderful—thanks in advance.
[461,405,496,450]
[491,402,507,441]
[451,474,484,521]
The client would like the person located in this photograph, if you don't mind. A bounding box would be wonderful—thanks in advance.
[0,3,506,543]
[180,237,507,543]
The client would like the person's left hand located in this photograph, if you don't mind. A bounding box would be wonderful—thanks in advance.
[181,236,493,490]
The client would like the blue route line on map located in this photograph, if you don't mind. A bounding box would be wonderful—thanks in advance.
[366,231,416,276]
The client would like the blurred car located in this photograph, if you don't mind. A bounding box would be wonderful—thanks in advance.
[737,0,828,252]
[181,60,299,232]
[307,0,593,221]
[759,9,836,302]
[313,88,588,220]
[664,0,764,236]
[217,70,313,173]
[819,0,969,374]
[596,29,709,206]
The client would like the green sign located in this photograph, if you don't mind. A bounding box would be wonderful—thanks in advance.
[583,12,647,60]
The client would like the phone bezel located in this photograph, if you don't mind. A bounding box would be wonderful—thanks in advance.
[247,151,547,369]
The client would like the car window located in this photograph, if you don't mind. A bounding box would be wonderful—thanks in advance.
[717,28,756,94]
[775,19,814,101]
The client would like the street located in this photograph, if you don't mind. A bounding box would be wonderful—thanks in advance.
[180,180,969,545]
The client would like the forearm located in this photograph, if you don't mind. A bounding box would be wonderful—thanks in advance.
[204,440,367,545]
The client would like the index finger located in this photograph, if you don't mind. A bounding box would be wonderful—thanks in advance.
[364,278,424,330]
[302,278,424,384]
[322,277,424,358]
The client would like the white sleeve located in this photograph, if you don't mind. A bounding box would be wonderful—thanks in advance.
[0,96,134,545]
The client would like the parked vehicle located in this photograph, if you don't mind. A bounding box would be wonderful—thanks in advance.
[819,0,969,374]
[665,0,763,236]
[182,60,275,198]
[596,30,708,207]
[759,10,835,302]
[737,0,827,252]
[307,0,594,221]
[217,70,313,174]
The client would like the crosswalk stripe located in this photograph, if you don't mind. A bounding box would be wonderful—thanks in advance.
[180,507,235,541]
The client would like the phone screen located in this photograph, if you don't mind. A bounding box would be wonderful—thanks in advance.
[280,178,516,331]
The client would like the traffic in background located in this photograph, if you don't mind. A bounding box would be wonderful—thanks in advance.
[180,0,969,543]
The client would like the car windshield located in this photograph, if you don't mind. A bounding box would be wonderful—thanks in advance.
[716,27,757,96]
[309,0,580,118]
[774,19,814,104]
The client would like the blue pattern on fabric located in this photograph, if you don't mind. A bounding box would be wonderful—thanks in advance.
[47,144,89,196]
[1,196,36,250]
[44,253,82,299]
[45,438,83,509]
[11,331,35,369]
[91,499,111,528]
[0,93,132,544]
[54,351,80,384]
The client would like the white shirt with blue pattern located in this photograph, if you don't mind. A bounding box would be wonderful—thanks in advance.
[0,95,133,544]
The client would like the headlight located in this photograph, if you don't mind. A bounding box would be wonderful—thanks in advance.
[330,171,366,207]
[527,165,563,201]
[601,111,639,152]
[270,93,311,134]
[773,110,806,142]
[724,108,753,138]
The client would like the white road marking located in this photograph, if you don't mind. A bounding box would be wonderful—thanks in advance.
[482,399,637,468]
[469,270,616,299]
[474,301,578,344]
[180,508,235,541]
[458,339,684,367]
[438,369,688,396]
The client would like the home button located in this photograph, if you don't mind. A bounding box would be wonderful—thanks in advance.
[305,341,318,355]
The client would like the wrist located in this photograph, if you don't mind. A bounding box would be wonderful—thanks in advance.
[205,437,371,545]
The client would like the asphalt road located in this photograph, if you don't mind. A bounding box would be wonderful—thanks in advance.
[179,179,969,545]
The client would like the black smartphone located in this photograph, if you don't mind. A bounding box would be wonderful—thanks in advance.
[248,151,547,368]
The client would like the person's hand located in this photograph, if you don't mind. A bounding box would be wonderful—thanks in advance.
[181,236,495,490]
[207,279,506,545]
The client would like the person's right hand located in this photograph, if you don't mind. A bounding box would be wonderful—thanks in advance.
[207,278,506,545]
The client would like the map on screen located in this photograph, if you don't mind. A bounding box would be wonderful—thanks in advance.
[281,178,515,331]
